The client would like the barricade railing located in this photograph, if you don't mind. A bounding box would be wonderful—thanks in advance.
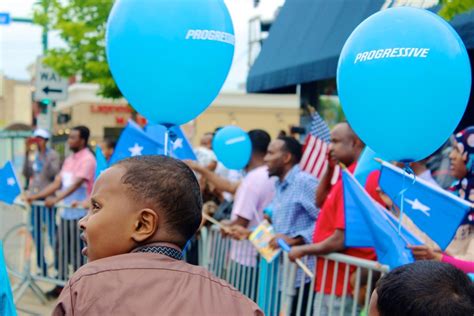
[2,201,87,303]
[2,203,390,315]
[200,225,390,316]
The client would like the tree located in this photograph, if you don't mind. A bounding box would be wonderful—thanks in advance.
[439,0,474,21]
[33,0,121,99]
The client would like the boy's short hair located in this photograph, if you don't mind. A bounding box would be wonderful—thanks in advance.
[117,156,202,247]
[376,261,474,316]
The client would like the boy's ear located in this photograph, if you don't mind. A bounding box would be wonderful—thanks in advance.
[131,208,158,243]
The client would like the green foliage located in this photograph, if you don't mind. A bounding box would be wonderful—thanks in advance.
[319,96,345,129]
[33,0,122,99]
[439,0,474,21]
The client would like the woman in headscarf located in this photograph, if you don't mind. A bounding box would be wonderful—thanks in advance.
[446,126,474,259]
[410,126,474,272]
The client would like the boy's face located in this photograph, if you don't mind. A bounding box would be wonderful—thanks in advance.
[79,166,138,262]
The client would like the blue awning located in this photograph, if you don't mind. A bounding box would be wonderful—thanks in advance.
[247,1,474,93]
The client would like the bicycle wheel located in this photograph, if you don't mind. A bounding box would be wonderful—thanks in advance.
[2,223,30,277]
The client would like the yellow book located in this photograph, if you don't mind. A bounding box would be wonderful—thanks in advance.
[249,220,281,263]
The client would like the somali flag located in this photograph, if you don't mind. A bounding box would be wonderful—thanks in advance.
[95,146,109,180]
[109,120,164,165]
[343,169,416,269]
[145,124,197,160]
[0,242,16,315]
[354,146,382,186]
[0,161,21,205]
[378,161,471,250]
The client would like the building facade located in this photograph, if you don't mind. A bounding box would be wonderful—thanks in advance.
[54,83,299,147]
[0,74,32,129]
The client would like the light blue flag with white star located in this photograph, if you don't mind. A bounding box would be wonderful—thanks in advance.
[145,124,197,160]
[0,242,16,315]
[0,161,21,205]
[109,120,164,165]
[343,169,415,270]
[94,146,109,180]
[379,161,471,250]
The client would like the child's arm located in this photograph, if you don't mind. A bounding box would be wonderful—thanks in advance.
[441,255,474,273]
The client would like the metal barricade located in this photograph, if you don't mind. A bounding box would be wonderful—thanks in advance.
[199,225,389,316]
[283,253,389,316]
[2,201,87,303]
[2,203,390,315]
[203,225,260,301]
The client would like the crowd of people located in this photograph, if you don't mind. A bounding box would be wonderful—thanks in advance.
[184,122,473,315]
[19,121,474,315]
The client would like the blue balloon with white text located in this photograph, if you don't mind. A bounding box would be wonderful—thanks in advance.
[337,7,471,162]
[106,0,235,126]
[213,126,251,170]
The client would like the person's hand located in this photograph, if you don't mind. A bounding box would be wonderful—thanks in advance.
[327,150,338,170]
[44,197,58,208]
[219,220,232,237]
[288,246,307,262]
[408,245,442,261]
[24,194,36,204]
[376,187,394,210]
[228,225,251,240]
[269,234,291,250]
[184,160,204,173]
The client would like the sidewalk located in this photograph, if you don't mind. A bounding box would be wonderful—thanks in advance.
[10,275,56,316]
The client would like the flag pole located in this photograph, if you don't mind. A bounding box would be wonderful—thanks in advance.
[338,162,347,169]
[372,158,412,243]
[202,212,231,233]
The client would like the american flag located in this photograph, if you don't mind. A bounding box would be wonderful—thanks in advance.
[300,112,340,183]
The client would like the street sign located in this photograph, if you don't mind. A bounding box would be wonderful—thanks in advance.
[0,13,10,25]
[34,57,68,102]
[0,130,32,139]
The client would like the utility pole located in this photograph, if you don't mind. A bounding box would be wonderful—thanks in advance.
[1,4,52,130]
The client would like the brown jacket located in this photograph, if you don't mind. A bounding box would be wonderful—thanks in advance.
[52,248,263,316]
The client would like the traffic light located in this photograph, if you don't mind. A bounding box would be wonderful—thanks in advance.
[38,99,51,114]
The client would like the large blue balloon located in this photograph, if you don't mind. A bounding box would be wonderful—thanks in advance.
[106,0,235,126]
[213,126,251,170]
[337,7,471,162]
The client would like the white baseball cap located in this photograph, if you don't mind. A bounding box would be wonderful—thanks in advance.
[33,128,51,140]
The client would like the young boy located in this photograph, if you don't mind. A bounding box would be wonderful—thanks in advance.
[53,156,262,315]
[369,261,473,316]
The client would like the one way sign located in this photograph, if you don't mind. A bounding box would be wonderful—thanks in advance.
[34,57,68,102]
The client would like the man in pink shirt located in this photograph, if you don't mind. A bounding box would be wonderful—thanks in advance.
[228,131,275,264]
[186,130,275,299]
[27,125,96,299]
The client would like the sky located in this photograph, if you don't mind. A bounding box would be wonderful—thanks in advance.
[0,0,284,91]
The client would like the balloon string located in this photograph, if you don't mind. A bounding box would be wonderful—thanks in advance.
[164,129,169,156]
[397,164,416,235]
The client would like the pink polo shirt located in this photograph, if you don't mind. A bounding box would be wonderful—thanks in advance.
[230,166,275,267]
[60,148,96,212]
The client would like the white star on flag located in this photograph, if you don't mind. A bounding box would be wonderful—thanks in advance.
[128,143,144,157]
[173,138,183,150]
[405,198,430,217]
[7,177,15,186]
